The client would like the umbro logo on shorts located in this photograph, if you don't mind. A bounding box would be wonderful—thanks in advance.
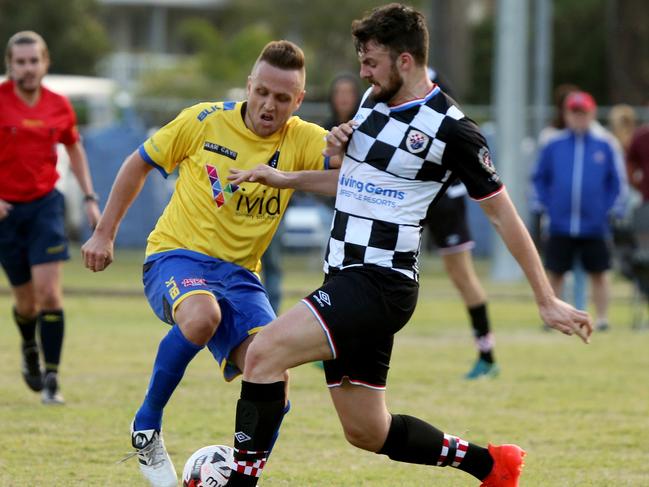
[234,431,251,443]
[312,290,332,307]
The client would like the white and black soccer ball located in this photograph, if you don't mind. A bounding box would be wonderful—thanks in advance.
[182,444,234,487]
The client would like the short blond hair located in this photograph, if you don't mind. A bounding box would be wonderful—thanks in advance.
[256,40,305,71]
[5,31,49,72]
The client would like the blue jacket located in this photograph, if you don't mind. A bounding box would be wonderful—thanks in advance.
[532,128,626,237]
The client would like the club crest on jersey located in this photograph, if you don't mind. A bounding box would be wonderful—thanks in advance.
[405,129,429,154]
[206,164,240,208]
[478,146,496,174]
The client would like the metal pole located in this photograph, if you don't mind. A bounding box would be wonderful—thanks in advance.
[532,0,553,140]
[491,0,529,281]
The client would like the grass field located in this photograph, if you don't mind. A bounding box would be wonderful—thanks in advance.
[1,248,648,486]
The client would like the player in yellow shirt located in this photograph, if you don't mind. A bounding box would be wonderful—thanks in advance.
[81,40,339,487]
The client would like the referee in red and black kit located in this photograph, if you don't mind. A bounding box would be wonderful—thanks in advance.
[0,31,100,404]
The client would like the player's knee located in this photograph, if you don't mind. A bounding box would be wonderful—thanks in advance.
[178,307,221,344]
[342,423,384,452]
[15,302,38,319]
[244,333,283,379]
[36,288,62,310]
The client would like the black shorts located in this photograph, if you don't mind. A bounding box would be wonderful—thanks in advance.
[544,235,611,274]
[303,266,418,389]
[424,194,473,254]
[0,190,69,286]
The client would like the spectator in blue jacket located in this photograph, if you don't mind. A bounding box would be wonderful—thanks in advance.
[532,91,627,331]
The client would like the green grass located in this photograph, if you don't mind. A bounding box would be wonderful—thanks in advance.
[1,249,648,486]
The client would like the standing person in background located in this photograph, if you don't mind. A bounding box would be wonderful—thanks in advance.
[626,112,649,203]
[533,84,588,314]
[424,67,498,379]
[323,72,362,131]
[532,91,627,332]
[608,104,637,154]
[0,31,100,405]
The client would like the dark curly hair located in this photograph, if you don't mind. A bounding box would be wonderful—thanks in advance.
[351,3,428,66]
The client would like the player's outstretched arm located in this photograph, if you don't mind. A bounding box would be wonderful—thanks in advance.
[479,188,593,343]
[228,166,339,196]
[81,151,154,272]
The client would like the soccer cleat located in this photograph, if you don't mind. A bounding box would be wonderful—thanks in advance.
[464,359,500,380]
[21,342,43,392]
[596,321,610,332]
[129,423,178,487]
[480,443,526,487]
[41,371,65,405]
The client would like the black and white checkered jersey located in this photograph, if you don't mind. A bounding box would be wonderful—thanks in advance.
[324,85,504,281]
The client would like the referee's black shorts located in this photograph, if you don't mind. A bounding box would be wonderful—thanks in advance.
[544,235,611,274]
[424,193,474,255]
[302,266,418,389]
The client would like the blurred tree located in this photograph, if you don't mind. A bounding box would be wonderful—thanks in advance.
[215,0,425,99]
[137,19,273,110]
[466,9,495,105]
[182,19,273,88]
[607,0,649,104]
[138,0,426,105]
[467,0,612,106]
[0,0,110,75]
[552,0,608,102]
[429,0,472,101]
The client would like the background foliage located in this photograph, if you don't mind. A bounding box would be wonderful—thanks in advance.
[2,0,648,106]
[0,0,109,75]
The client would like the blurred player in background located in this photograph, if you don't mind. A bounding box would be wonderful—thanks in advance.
[0,31,100,405]
[424,67,498,379]
[82,40,339,487]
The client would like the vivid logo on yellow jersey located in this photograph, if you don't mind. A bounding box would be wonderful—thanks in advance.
[206,165,240,208]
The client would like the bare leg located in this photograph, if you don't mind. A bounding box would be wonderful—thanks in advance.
[442,250,486,307]
[590,271,610,330]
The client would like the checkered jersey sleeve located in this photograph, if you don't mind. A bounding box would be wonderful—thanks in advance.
[440,117,503,201]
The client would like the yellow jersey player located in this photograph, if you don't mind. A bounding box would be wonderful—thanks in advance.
[82,40,339,487]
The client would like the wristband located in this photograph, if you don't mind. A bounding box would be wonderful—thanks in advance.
[83,193,100,203]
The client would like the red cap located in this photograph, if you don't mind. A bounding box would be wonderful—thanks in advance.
[564,91,596,112]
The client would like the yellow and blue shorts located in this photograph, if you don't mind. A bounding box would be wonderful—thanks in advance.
[143,249,276,380]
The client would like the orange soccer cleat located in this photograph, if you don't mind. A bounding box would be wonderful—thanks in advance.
[480,443,526,487]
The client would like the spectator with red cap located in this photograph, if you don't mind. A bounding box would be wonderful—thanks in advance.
[532,90,628,332]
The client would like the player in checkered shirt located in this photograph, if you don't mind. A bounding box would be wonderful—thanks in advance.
[225,4,592,487]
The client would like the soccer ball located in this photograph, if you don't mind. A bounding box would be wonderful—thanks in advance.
[182,444,234,487]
